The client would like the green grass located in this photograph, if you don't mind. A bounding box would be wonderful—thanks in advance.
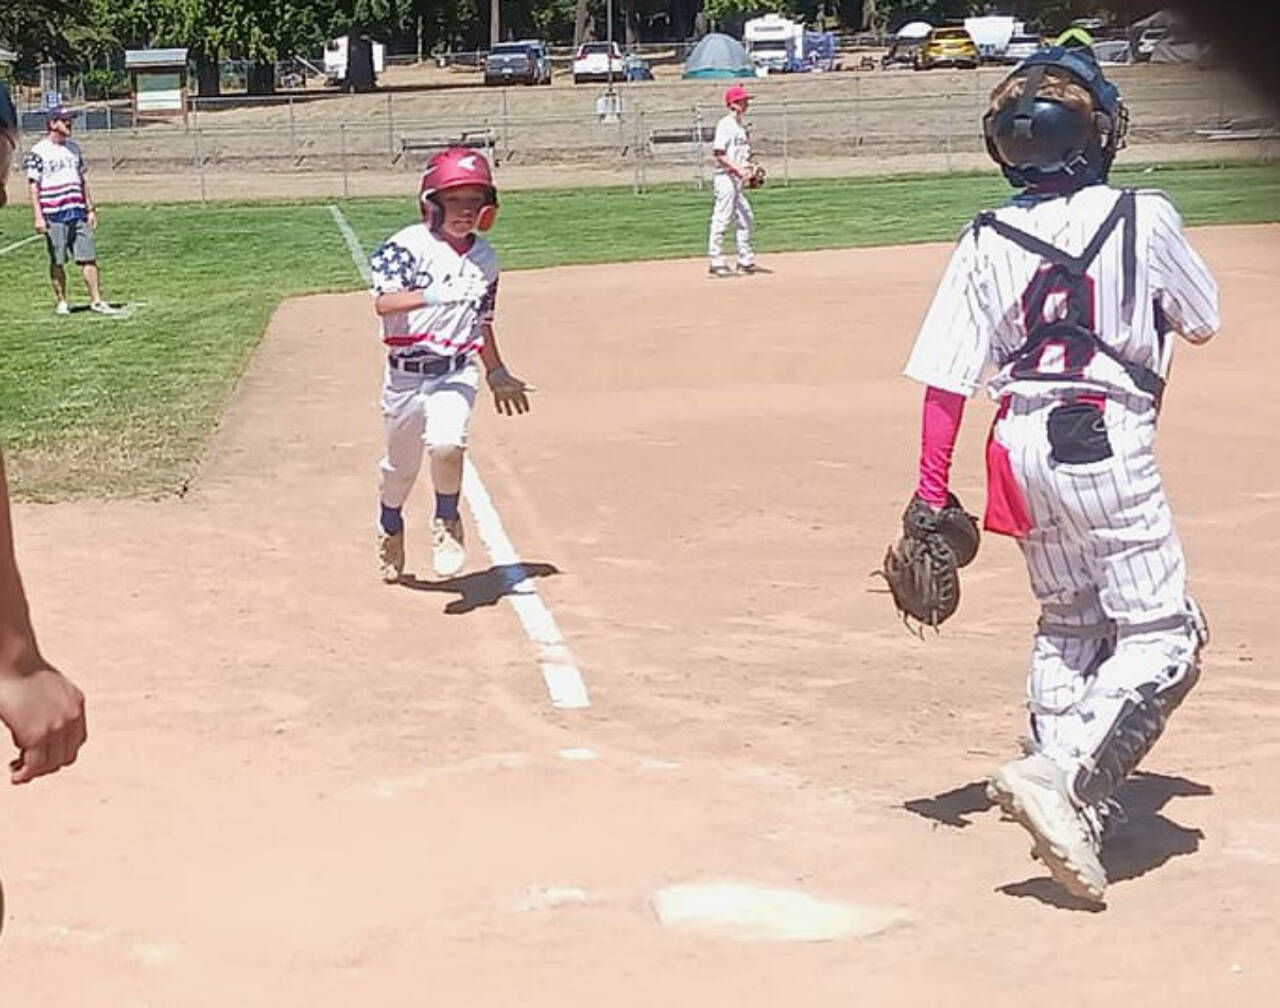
[3,160,1278,499]
[339,161,1280,270]
[0,204,355,498]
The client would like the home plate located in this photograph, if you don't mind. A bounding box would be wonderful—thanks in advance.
[651,882,909,942]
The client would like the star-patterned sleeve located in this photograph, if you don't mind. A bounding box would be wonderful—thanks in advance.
[477,277,498,323]
[24,150,45,182]
[369,240,418,295]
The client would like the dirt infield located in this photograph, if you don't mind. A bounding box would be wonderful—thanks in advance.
[3,226,1278,1004]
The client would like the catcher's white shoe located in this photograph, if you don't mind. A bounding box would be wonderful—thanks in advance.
[987,754,1107,904]
[377,529,404,583]
[431,517,465,578]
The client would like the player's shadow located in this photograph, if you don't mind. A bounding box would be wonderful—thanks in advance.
[903,770,1212,912]
[398,562,560,615]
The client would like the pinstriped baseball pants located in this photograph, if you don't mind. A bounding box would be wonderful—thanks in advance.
[995,395,1201,774]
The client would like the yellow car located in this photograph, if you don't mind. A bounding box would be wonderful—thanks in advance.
[915,27,980,70]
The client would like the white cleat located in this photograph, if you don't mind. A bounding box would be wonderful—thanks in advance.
[987,754,1107,904]
[377,529,404,583]
[55,300,70,316]
[90,300,121,315]
[431,517,466,578]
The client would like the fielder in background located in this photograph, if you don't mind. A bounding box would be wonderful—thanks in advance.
[369,147,534,583]
[894,48,1219,904]
[707,84,760,278]
[25,106,120,316]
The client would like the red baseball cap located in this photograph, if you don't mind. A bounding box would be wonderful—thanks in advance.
[724,85,751,107]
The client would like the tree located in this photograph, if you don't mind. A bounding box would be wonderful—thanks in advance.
[0,0,91,68]
[321,0,412,92]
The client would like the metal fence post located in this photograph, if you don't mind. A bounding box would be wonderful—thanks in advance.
[106,103,115,171]
[386,92,394,155]
[782,98,790,187]
[194,129,207,204]
[288,95,297,164]
[693,104,705,191]
[633,107,644,194]
[340,122,350,198]
[944,87,953,173]
[501,88,510,160]
[853,73,862,155]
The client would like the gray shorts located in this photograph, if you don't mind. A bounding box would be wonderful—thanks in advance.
[45,217,97,266]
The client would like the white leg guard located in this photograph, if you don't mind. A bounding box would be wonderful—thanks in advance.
[1069,599,1208,807]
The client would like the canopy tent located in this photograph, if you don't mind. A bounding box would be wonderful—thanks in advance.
[682,33,754,79]
[895,21,933,40]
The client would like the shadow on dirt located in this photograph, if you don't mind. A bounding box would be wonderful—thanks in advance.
[903,770,1212,911]
[399,561,560,614]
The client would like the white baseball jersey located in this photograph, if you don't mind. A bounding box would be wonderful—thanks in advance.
[711,113,750,174]
[902,184,1221,790]
[25,137,89,223]
[904,185,1219,403]
[369,223,498,359]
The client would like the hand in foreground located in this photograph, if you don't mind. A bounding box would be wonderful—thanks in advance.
[0,663,87,784]
[486,365,535,416]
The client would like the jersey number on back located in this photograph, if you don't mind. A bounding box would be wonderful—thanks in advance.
[1013,264,1098,380]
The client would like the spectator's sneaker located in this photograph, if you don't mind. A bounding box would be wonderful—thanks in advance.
[90,300,120,315]
[987,753,1107,904]
[707,264,735,278]
[431,518,465,578]
[377,529,404,583]
[55,300,70,316]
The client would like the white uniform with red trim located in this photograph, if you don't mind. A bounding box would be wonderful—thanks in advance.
[369,222,498,509]
[708,112,755,270]
[903,184,1219,773]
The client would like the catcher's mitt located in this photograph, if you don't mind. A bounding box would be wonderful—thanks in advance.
[875,493,980,633]
[744,162,766,189]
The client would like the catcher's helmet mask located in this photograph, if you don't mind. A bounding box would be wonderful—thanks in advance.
[983,46,1129,191]
[419,147,499,232]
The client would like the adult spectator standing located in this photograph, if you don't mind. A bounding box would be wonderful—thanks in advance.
[0,79,15,208]
[0,84,88,783]
[25,106,119,315]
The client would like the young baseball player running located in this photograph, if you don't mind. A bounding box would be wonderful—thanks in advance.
[898,48,1218,903]
[707,84,758,278]
[369,147,533,582]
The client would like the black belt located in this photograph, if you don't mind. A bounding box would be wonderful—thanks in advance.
[389,352,468,377]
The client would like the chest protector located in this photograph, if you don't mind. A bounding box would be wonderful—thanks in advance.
[974,189,1164,404]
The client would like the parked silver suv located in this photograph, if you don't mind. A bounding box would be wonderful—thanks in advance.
[484,40,553,86]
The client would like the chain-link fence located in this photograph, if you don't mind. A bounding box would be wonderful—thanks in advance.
[5,66,1274,202]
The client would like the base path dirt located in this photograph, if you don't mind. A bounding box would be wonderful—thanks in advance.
[3,227,1277,1005]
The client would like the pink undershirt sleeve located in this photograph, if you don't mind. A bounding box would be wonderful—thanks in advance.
[916,385,966,508]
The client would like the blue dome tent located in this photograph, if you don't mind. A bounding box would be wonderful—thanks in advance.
[682,33,755,79]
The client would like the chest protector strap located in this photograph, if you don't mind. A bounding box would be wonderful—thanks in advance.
[974,190,1162,402]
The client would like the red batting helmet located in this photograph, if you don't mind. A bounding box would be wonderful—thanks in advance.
[418,147,499,231]
[724,85,751,107]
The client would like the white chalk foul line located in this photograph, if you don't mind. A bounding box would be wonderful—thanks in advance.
[328,203,589,710]
[462,460,590,709]
[328,204,371,284]
[0,233,41,257]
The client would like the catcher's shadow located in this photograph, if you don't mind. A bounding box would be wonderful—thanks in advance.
[903,771,1212,911]
[398,561,560,615]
